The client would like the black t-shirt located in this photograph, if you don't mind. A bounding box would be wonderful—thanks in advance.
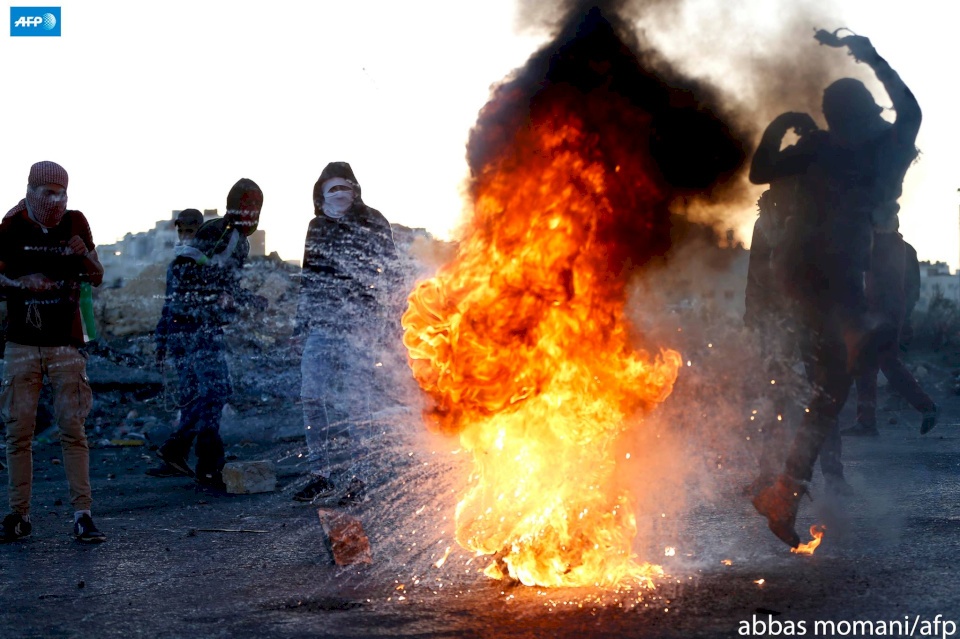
[0,209,96,347]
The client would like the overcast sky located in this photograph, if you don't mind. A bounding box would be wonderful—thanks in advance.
[1,0,957,269]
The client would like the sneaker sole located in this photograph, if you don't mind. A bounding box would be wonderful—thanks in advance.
[76,535,106,544]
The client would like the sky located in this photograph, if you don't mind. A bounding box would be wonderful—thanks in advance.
[1,0,958,268]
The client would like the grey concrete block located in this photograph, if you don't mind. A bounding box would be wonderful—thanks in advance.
[222,461,277,494]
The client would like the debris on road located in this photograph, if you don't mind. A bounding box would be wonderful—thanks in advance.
[222,461,277,494]
[317,508,372,566]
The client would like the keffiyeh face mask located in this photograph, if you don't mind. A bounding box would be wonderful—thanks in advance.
[27,185,68,228]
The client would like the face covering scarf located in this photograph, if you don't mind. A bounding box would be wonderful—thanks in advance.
[26,188,68,229]
[321,178,356,219]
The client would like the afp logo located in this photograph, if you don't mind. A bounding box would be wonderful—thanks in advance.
[10,7,61,36]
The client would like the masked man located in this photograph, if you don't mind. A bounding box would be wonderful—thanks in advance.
[0,161,105,543]
[292,162,397,505]
[149,180,265,490]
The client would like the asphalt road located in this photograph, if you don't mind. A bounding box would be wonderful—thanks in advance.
[2,358,960,639]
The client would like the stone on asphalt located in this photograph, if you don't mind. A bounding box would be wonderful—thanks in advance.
[222,461,277,494]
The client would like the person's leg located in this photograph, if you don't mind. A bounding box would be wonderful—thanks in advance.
[817,418,853,494]
[841,363,880,437]
[755,313,851,547]
[45,346,93,514]
[879,355,935,414]
[878,352,939,433]
[300,333,341,468]
[328,334,379,504]
[2,344,43,517]
[856,365,879,428]
[745,330,792,496]
[293,333,345,501]
[148,333,202,477]
[192,331,230,483]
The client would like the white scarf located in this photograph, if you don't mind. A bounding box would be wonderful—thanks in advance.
[321,178,356,219]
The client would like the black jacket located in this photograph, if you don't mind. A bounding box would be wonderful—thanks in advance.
[155,217,251,350]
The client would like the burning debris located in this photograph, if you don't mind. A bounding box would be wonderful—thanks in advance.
[403,6,744,589]
[790,524,826,556]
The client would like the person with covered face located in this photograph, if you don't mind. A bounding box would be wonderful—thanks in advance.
[0,161,106,543]
[148,180,265,490]
[292,162,398,505]
[748,32,922,548]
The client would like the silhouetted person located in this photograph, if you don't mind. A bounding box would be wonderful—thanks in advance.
[748,31,921,547]
[901,241,921,349]
[845,232,936,436]
[743,189,802,494]
[744,187,848,497]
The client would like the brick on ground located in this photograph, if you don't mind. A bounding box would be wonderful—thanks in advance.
[317,508,372,566]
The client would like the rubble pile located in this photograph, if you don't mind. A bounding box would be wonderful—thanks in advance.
[95,262,168,336]
[87,228,451,429]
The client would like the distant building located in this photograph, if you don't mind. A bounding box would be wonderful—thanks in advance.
[98,209,266,288]
[650,228,749,319]
[917,260,960,311]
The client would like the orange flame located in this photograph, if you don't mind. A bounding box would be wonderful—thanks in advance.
[791,524,826,555]
[402,94,682,588]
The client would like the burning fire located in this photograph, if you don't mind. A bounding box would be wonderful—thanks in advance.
[402,85,683,588]
[790,524,826,555]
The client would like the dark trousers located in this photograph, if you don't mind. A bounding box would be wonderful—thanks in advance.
[789,323,851,482]
[856,233,934,424]
[159,328,231,476]
[751,321,800,479]
[856,357,935,426]
[785,267,879,483]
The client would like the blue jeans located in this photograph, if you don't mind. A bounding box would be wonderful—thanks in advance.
[160,328,231,476]
[300,332,375,478]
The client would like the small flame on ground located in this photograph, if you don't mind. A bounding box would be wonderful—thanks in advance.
[754,578,765,586]
[791,524,826,555]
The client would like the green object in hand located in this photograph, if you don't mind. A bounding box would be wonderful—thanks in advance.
[80,282,98,342]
